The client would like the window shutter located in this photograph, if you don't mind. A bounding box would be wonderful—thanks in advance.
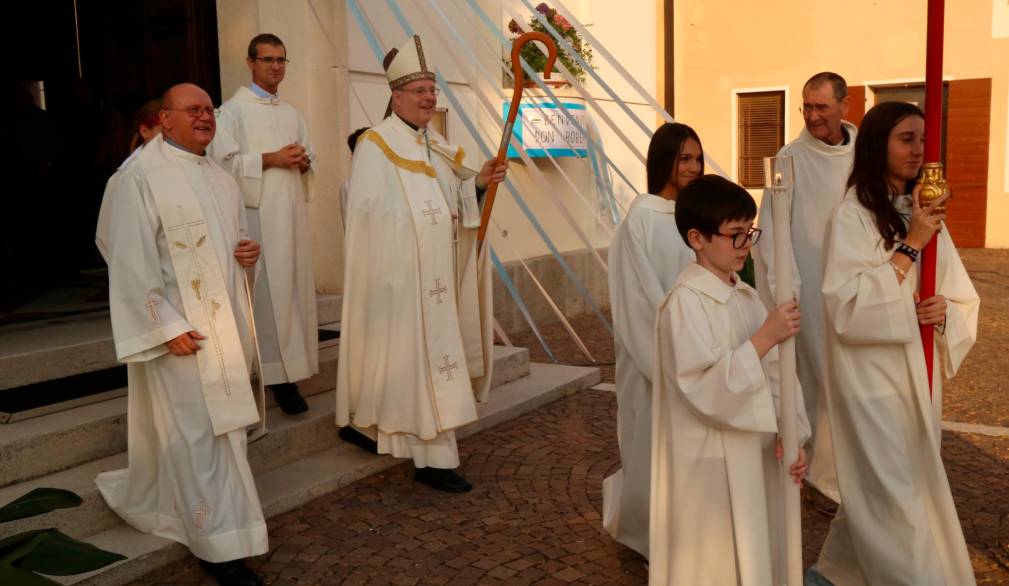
[945,78,991,247]
[737,91,784,188]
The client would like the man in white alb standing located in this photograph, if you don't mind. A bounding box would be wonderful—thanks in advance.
[755,71,857,504]
[211,33,318,415]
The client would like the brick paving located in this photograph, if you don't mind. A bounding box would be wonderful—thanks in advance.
[134,388,1009,585]
[134,391,647,586]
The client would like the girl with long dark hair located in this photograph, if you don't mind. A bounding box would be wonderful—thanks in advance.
[808,101,980,585]
[603,122,702,558]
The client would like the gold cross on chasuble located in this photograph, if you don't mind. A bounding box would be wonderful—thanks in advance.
[429,278,448,304]
[422,200,442,225]
[439,355,459,381]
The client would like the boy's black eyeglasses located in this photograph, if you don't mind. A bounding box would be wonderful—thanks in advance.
[713,227,762,249]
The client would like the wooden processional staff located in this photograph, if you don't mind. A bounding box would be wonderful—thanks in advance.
[476,32,558,251]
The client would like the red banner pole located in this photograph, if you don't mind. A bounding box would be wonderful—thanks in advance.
[920,0,945,398]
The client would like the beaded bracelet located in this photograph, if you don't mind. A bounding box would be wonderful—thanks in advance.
[889,260,907,280]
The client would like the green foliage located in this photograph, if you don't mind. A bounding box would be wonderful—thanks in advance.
[0,489,82,523]
[0,489,126,585]
[507,3,594,83]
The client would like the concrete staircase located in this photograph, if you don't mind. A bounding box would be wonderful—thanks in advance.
[0,294,599,585]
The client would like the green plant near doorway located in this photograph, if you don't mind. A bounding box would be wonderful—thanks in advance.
[0,488,125,585]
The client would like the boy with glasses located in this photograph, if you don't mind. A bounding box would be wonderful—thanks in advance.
[649,175,809,585]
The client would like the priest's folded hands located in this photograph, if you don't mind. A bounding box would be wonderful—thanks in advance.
[263,143,311,174]
[233,238,261,267]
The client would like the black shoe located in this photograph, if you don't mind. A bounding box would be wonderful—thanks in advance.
[414,467,473,493]
[270,383,308,415]
[198,559,263,586]
[339,426,378,454]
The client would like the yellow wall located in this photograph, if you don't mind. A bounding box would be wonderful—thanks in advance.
[674,0,1009,247]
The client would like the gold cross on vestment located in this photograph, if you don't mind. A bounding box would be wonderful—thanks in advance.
[164,205,232,397]
[438,355,459,381]
[422,200,442,225]
[193,500,210,530]
[429,278,448,304]
[145,298,161,323]
[165,205,207,251]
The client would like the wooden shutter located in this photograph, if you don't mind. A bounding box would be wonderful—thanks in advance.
[847,85,866,128]
[738,92,784,188]
[945,78,990,248]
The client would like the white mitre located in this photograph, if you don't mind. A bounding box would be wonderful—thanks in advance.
[384,35,436,89]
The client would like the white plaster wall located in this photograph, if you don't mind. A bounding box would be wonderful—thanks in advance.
[219,0,664,294]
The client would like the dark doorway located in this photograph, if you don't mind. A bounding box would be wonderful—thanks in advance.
[3,1,220,324]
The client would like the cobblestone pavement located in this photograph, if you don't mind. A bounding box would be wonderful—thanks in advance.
[137,250,1009,585]
[135,389,1009,585]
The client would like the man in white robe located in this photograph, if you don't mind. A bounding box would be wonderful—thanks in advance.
[95,84,267,586]
[810,190,979,586]
[755,72,856,503]
[602,122,700,558]
[336,35,506,493]
[650,176,810,586]
[210,33,318,415]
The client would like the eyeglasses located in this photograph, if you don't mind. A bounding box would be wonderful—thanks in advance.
[165,106,217,118]
[254,57,290,66]
[398,87,440,97]
[713,227,762,249]
[800,104,835,115]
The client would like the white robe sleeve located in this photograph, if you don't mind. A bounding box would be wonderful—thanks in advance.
[756,186,802,301]
[209,108,263,207]
[934,226,979,376]
[764,342,812,445]
[665,289,778,433]
[106,172,193,362]
[822,203,915,345]
[611,217,667,382]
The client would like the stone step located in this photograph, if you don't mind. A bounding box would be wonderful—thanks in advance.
[56,362,600,585]
[0,347,532,536]
[0,343,526,489]
[0,294,342,392]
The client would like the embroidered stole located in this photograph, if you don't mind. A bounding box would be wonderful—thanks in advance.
[140,138,261,436]
[363,129,478,431]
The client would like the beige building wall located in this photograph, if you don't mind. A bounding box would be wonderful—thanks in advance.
[345,0,658,264]
[215,1,664,302]
[674,0,1009,247]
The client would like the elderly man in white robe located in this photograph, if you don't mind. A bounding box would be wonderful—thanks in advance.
[210,33,318,415]
[806,101,979,586]
[336,35,506,493]
[95,83,267,586]
[602,122,700,559]
[756,71,857,504]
